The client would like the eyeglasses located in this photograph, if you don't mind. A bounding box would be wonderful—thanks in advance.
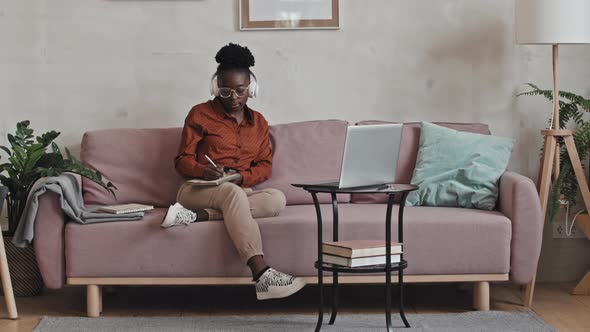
[218,85,250,98]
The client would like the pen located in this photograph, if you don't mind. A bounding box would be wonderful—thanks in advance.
[204,155,218,169]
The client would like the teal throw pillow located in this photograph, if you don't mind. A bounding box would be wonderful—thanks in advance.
[406,122,515,210]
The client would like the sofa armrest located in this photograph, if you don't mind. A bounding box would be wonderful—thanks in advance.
[33,191,66,289]
[498,171,543,284]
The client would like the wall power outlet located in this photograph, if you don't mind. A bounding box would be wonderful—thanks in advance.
[552,220,587,239]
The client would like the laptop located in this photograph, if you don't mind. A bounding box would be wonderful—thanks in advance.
[320,124,403,189]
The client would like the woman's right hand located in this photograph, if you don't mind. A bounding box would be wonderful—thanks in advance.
[203,163,225,180]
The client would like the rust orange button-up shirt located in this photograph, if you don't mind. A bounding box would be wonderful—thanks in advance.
[174,98,272,188]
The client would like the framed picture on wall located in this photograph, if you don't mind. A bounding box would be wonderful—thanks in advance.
[240,0,339,30]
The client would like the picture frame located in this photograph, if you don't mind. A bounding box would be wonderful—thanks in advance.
[240,0,339,30]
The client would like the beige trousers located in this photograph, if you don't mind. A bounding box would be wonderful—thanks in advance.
[176,182,286,263]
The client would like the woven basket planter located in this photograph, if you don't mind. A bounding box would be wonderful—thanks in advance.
[1,237,44,297]
[1,186,43,297]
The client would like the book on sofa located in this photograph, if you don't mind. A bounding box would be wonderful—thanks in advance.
[322,240,402,258]
[186,173,241,186]
[95,203,154,214]
[322,253,401,267]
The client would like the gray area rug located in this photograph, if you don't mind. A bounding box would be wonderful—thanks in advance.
[34,311,554,332]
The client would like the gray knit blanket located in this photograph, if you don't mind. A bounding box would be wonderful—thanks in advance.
[13,174,143,248]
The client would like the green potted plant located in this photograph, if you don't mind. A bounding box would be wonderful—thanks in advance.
[518,83,590,222]
[0,186,6,218]
[0,120,115,296]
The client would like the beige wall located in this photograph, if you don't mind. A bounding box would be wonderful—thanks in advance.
[1,0,590,282]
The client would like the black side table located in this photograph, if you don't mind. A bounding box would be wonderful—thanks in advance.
[292,183,418,332]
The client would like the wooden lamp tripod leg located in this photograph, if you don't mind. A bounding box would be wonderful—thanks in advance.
[563,136,590,296]
[525,45,563,308]
[0,235,17,319]
[539,136,558,223]
[525,134,557,308]
[552,45,561,184]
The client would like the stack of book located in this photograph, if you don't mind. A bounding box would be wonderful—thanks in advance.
[322,240,402,267]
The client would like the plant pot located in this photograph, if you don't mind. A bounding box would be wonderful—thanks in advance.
[0,236,44,297]
[1,186,44,296]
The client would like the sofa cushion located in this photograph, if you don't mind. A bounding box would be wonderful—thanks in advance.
[65,204,511,278]
[81,128,185,207]
[407,122,514,210]
[253,120,350,205]
[351,122,491,204]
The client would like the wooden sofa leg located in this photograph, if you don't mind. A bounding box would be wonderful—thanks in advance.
[99,285,103,313]
[473,281,490,311]
[87,285,101,317]
[523,273,536,308]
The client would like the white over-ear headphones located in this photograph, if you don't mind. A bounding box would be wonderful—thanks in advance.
[210,71,259,98]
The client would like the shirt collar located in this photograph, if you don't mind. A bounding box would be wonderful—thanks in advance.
[212,97,254,126]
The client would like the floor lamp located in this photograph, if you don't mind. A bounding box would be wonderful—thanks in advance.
[516,0,590,307]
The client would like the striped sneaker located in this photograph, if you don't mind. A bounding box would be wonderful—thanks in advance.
[161,203,197,228]
[255,268,306,300]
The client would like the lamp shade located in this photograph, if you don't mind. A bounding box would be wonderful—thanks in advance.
[516,0,590,44]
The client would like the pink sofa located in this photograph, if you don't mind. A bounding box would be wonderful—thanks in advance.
[32,120,542,317]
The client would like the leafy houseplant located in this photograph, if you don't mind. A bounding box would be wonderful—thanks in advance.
[0,120,116,236]
[518,83,590,222]
[0,121,116,236]
[0,121,116,297]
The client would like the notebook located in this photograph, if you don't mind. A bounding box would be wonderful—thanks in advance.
[186,173,241,186]
[95,204,154,214]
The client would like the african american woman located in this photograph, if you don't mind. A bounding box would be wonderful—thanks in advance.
[163,43,306,300]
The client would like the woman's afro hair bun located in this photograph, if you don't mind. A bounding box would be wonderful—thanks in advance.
[215,43,255,69]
